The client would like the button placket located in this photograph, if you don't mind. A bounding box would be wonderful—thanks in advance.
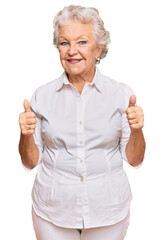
[76,96,86,181]
[82,185,90,227]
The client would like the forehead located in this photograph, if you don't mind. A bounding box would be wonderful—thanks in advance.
[58,22,94,40]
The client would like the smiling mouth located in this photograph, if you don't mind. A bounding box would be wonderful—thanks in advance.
[67,59,82,64]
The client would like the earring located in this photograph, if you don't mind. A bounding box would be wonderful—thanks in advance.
[96,57,100,64]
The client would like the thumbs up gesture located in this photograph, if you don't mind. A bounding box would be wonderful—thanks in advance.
[19,99,36,135]
[126,95,144,131]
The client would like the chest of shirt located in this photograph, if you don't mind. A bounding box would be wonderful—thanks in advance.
[38,87,124,150]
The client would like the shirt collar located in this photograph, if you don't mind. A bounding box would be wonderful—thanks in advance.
[56,67,103,93]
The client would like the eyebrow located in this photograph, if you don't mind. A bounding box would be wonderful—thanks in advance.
[59,35,88,41]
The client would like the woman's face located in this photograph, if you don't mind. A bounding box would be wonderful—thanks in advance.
[58,22,103,79]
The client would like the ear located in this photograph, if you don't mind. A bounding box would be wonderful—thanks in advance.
[96,44,104,59]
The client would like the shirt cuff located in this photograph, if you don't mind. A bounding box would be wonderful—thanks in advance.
[21,160,32,172]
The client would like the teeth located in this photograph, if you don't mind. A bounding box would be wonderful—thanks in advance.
[68,60,81,62]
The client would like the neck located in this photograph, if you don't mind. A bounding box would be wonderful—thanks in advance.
[67,68,96,86]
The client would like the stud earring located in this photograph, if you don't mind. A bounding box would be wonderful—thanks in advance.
[96,57,100,64]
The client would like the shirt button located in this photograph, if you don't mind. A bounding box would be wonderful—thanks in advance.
[79,121,82,125]
[80,141,83,144]
[80,160,83,163]
[80,177,84,182]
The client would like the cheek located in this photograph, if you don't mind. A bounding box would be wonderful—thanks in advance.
[85,46,99,61]
[58,50,67,67]
[59,51,63,60]
[58,48,66,59]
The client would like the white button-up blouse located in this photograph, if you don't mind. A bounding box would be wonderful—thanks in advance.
[29,68,134,229]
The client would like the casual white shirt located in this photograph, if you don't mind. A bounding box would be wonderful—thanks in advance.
[29,67,134,229]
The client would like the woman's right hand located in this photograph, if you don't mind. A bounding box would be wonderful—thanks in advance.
[19,99,36,135]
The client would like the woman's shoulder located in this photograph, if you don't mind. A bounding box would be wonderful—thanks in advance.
[33,74,63,96]
[98,70,133,94]
[30,74,64,113]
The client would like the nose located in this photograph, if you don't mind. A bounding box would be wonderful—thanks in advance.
[67,43,78,56]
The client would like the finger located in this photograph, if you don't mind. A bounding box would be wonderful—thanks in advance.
[26,118,36,125]
[21,129,35,135]
[128,95,136,107]
[127,106,143,114]
[127,112,139,120]
[126,106,137,114]
[27,124,36,129]
[19,113,36,127]
[19,111,35,119]
[20,123,36,131]
[130,121,144,129]
[25,112,36,119]
[24,99,31,112]
[128,118,140,125]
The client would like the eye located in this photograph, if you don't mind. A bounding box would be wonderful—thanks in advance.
[60,42,68,46]
[79,41,87,45]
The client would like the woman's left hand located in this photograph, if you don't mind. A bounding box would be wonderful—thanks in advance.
[126,95,144,131]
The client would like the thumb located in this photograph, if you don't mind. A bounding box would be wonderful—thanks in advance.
[129,95,136,107]
[23,99,31,112]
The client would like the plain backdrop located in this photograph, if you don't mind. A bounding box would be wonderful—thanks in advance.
[0,0,164,239]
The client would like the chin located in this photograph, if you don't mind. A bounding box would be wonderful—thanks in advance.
[65,67,85,76]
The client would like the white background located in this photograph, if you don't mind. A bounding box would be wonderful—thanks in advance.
[0,0,164,239]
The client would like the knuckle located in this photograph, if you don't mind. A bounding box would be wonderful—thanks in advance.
[32,118,36,124]
[19,114,24,122]
[21,129,27,135]
[129,119,133,124]
[19,118,25,125]
[30,125,35,130]
[128,113,132,119]
[138,106,143,113]
[126,112,131,118]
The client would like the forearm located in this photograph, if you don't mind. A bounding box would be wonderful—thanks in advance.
[125,129,146,167]
[19,133,39,169]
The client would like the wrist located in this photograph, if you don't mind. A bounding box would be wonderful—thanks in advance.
[130,128,143,136]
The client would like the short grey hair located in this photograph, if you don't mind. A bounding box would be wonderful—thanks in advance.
[53,5,110,64]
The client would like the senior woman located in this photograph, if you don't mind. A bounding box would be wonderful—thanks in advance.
[19,5,145,240]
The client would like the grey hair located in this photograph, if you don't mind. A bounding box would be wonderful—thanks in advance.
[53,5,110,64]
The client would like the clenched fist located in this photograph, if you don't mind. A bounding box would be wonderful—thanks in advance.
[19,99,36,135]
[126,95,144,131]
